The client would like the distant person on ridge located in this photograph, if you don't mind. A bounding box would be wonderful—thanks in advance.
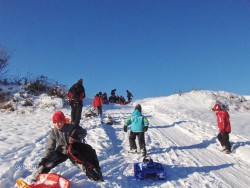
[111,89,116,96]
[109,89,117,103]
[119,96,126,105]
[68,79,85,126]
[212,103,232,154]
[102,92,108,104]
[31,111,103,182]
[123,104,149,156]
[126,90,133,102]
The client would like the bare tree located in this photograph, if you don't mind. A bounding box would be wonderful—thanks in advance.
[0,45,10,79]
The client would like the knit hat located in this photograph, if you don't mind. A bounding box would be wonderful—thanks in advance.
[135,104,142,113]
[52,111,66,123]
[212,104,222,111]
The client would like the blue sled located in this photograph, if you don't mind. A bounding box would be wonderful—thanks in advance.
[134,156,167,180]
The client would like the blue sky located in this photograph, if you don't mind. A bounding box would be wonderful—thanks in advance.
[1,0,250,99]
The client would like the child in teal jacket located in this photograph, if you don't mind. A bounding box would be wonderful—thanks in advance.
[124,104,149,156]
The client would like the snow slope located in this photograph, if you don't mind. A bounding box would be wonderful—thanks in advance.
[0,90,250,188]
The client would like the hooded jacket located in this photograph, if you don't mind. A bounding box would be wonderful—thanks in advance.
[93,95,103,107]
[44,124,87,158]
[216,110,231,133]
[124,110,149,132]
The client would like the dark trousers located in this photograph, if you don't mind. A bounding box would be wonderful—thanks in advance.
[217,132,231,151]
[129,131,146,152]
[33,151,84,181]
[70,101,83,126]
[40,152,69,174]
[35,147,103,182]
[96,106,102,116]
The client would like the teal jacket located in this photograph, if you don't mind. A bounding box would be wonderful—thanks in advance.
[124,110,149,132]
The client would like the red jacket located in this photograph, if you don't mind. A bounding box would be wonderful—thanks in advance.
[216,110,231,133]
[93,96,103,107]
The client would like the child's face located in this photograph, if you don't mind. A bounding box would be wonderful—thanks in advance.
[53,121,65,129]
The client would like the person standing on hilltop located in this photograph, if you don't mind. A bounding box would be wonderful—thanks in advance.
[68,79,85,126]
[126,90,133,102]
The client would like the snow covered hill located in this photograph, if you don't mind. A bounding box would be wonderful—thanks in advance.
[0,90,250,188]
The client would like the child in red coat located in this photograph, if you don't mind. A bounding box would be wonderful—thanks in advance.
[212,103,232,154]
[93,92,103,117]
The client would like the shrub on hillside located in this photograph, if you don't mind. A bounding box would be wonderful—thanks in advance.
[0,102,15,111]
[25,75,67,99]
[0,74,67,111]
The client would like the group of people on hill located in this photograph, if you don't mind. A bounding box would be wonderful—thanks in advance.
[66,79,133,126]
[109,89,133,104]
[30,78,232,183]
[91,89,133,106]
[91,90,133,122]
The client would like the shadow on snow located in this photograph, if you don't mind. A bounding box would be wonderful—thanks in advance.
[165,163,234,181]
[150,121,190,129]
[231,141,250,150]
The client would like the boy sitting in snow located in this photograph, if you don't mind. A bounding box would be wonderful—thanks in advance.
[31,111,103,182]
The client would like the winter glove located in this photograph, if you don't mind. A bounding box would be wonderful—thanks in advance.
[143,126,148,132]
[123,126,127,132]
[69,137,78,144]
[38,158,47,167]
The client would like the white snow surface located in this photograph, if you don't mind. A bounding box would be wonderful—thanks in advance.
[0,90,250,188]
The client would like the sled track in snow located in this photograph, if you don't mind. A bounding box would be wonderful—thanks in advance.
[147,108,250,188]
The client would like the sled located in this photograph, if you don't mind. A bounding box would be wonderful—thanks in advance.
[16,173,70,188]
[103,116,116,125]
[134,156,166,180]
[84,108,98,118]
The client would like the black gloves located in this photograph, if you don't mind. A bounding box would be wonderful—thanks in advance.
[38,158,47,167]
[143,126,148,132]
[123,126,127,132]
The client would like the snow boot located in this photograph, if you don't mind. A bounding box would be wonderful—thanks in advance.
[224,149,231,154]
[220,146,227,152]
[86,167,103,181]
[141,149,147,157]
[128,149,137,154]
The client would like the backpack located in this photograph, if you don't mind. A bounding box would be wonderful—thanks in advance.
[69,83,84,101]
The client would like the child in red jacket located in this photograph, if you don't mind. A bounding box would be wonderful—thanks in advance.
[212,103,232,154]
[93,92,103,117]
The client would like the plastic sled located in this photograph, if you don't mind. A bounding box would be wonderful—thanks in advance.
[16,173,70,188]
[84,109,98,118]
[134,156,166,180]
